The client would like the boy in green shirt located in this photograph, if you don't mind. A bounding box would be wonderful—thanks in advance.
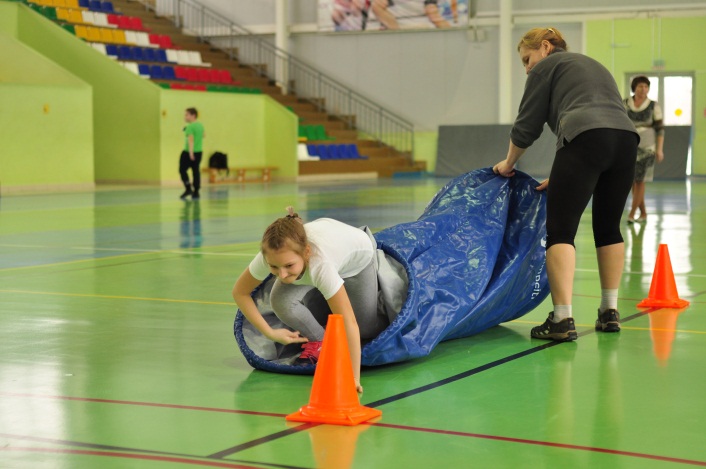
[180,108,205,199]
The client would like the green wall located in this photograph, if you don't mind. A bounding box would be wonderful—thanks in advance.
[264,97,298,179]
[0,31,93,192]
[586,16,706,175]
[159,92,298,183]
[0,2,162,183]
[414,131,438,172]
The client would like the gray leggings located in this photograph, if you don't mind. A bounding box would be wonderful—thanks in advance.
[270,261,388,341]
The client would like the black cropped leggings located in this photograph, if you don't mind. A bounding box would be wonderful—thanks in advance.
[546,128,638,249]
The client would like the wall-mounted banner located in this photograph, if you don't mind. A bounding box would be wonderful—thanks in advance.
[319,0,469,32]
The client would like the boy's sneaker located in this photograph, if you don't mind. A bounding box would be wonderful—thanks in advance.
[294,341,322,366]
[596,308,621,332]
[179,188,192,200]
[531,312,578,341]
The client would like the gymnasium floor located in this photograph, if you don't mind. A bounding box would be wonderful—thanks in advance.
[1,177,705,468]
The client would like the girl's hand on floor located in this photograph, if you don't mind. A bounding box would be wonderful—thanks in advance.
[268,329,308,345]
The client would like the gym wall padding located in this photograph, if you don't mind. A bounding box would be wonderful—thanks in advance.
[587,16,706,176]
[0,31,94,193]
[436,123,691,180]
[435,124,556,179]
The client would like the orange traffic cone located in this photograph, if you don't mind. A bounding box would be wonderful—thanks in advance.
[637,244,690,309]
[286,315,382,426]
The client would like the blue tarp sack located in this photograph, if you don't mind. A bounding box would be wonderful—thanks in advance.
[234,168,550,375]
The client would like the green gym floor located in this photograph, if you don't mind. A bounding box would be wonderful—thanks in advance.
[1,177,705,468]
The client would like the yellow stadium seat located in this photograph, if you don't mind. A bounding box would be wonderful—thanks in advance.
[111,29,126,44]
[56,7,70,20]
[86,27,101,42]
[99,28,113,43]
[65,0,80,8]
[68,9,83,23]
[74,25,89,39]
[53,0,68,7]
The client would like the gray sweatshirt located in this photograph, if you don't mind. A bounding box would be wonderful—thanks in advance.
[510,49,637,150]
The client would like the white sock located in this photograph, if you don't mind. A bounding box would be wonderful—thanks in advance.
[552,305,572,322]
[599,289,618,313]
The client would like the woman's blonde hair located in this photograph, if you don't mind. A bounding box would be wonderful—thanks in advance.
[517,27,567,52]
[261,206,308,256]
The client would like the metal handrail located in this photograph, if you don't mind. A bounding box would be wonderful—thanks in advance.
[142,0,414,156]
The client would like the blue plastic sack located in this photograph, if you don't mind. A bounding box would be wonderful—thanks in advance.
[234,168,550,374]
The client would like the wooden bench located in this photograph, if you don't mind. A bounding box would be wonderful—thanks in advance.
[202,166,278,184]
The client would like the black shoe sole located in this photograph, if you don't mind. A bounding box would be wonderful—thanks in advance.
[595,322,621,333]
[531,330,578,342]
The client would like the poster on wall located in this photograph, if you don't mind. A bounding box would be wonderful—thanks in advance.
[318,0,470,32]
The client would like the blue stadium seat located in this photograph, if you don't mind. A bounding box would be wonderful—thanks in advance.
[162,66,176,80]
[105,44,118,57]
[344,144,365,159]
[316,145,331,160]
[155,49,168,63]
[132,48,144,61]
[89,0,102,11]
[328,145,343,159]
[307,145,318,157]
[143,48,157,62]
[138,64,150,76]
[79,0,89,7]
[150,65,164,80]
[101,1,115,13]
[117,46,134,61]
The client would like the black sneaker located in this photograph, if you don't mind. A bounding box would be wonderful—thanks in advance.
[180,188,192,200]
[531,312,578,341]
[191,190,200,200]
[595,308,621,332]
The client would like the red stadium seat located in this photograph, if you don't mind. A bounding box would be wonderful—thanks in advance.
[170,83,186,90]
[218,70,232,84]
[197,68,211,83]
[186,68,199,82]
[208,69,221,83]
[174,66,188,80]
[128,17,144,31]
[158,35,173,49]
[194,85,207,91]
[148,33,160,46]
[107,14,119,26]
[117,16,131,29]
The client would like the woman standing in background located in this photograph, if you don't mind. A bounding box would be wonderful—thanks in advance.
[624,75,665,224]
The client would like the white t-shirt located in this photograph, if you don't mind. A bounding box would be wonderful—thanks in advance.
[249,218,375,300]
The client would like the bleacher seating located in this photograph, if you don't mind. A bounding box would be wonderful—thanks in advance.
[299,124,335,142]
[26,0,255,94]
[306,144,367,160]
